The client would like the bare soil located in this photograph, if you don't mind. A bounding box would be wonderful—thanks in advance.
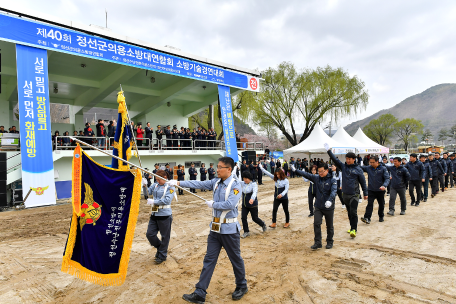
[0,177,455,304]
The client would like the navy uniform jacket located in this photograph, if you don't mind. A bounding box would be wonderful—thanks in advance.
[172,129,179,139]
[208,168,216,179]
[436,158,447,175]
[295,169,337,210]
[164,129,172,139]
[444,158,453,174]
[429,159,443,177]
[189,167,198,180]
[177,169,185,181]
[422,161,432,179]
[165,168,173,180]
[155,129,163,140]
[200,167,207,180]
[360,165,390,191]
[327,150,368,197]
[241,164,248,172]
[405,161,425,181]
[180,176,242,234]
[270,161,275,169]
[386,165,411,189]
[196,131,202,140]
[153,168,159,183]
[145,126,153,139]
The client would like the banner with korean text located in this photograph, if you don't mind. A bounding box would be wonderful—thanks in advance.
[218,85,239,162]
[16,44,55,208]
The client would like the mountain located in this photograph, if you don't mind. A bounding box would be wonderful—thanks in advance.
[344,84,456,137]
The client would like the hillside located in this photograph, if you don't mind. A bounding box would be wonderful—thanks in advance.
[345,84,456,136]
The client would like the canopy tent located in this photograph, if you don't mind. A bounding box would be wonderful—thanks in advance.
[330,127,366,154]
[352,128,390,154]
[283,124,340,157]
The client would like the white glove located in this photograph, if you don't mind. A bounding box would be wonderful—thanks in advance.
[206,200,214,208]
[290,164,296,172]
[147,199,155,205]
[324,143,330,151]
[167,180,178,187]
[325,201,332,208]
[259,163,263,170]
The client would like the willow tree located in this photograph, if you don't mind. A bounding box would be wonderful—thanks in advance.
[237,62,369,146]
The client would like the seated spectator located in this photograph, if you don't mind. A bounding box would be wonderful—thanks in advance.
[62,131,71,148]
[52,131,62,150]
[0,126,7,133]
[10,126,19,134]
[71,131,78,146]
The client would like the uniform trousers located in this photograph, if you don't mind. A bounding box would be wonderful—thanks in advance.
[431,177,438,195]
[450,174,455,187]
[336,181,344,205]
[272,198,289,223]
[142,185,149,199]
[445,174,450,188]
[314,207,334,245]
[241,206,265,232]
[437,174,445,191]
[409,180,422,203]
[308,191,315,215]
[364,190,385,219]
[146,215,173,260]
[343,193,359,231]
[422,178,429,199]
[389,188,407,212]
[194,232,247,299]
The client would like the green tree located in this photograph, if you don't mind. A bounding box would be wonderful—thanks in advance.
[236,62,369,146]
[395,118,424,151]
[438,128,449,145]
[363,114,398,145]
[450,124,456,142]
[421,129,433,143]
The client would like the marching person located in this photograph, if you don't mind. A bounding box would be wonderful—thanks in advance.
[420,154,432,202]
[168,157,248,303]
[443,152,454,189]
[189,162,198,193]
[304,165,318,217]
[259,163,290,228]
[324,143,367,238]
[386,157,411,216]
[428,153,442,198]
[208,163,216,180]
[165,163,173,180]
[405,153,425,206]
[359,156,390,224]
[146,170,176,264]
[291,163,337,249]
[232,167,267,238]
[331,165,344,209]
[450,153,456,188]
[177,165,185,195]
[435,152,447,193]
[200,163,208,192]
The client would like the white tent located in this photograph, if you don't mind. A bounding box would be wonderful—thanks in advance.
[352,128,390,154]
[283,124,340,157]
[331,127,366,154]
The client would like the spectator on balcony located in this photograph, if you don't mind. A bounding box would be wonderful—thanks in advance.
[52,131,62,150]
[191,128,197,149]
[0,126,7,133]
[136,123,144,148]
[108,120,116,147]
[62,131,71,148]
[165,125,172,149]
[10,126,19,134]
[71,131,78,146]
[84,123,94,146]
[145,122,153,148]
[96,119,106,149]
[155,125,164,149]
[184,128,192,149]
[178,127,185,149]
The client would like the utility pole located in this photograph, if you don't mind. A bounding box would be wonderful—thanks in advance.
[105,9,108,28]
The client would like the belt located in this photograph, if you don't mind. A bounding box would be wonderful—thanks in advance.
[212,217,238,224]
[156,205,171,209]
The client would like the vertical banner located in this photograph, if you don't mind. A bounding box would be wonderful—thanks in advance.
[218,85,239,162]
[16,44,56,208]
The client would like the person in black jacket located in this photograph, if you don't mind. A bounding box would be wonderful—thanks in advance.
[153,163,160,183]
[435,152,447,193]
[386,157,411,216]
[208,163,216,180]
[108,120,116,147]
[96,119,106,149]
[177,165,185,195]
[241,160,248,174]
[188,162,197,193]
[249,161,258,182]
[428,153,443,197]
[359,156,390,224]
[145,122,153,149]
[450,153,456,188]
[324,143,367,238]
[420,154,432,202]
[155,125,164,148]
[257,159,264,185]
[292,163,337,249]
[443,152,454,189]
[405,153,425,206]
[165,163,173,180]
[305,165,318,217]
[200,163,208,192]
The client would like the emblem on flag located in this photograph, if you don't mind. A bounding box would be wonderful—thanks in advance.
[79,183,102,229]
[30,186,49,195]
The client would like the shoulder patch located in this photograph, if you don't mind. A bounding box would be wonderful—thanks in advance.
[169,189,174,194]
[233,189,239,195]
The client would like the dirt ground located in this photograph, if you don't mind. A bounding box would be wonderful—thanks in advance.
[0,176,456,304]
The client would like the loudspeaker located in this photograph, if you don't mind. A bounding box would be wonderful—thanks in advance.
[0,152,6,161]
[0,160,6,174]
[0,193,7,207]
[11,189,22,204]
[0,182,6,194]
[242,151,257,164]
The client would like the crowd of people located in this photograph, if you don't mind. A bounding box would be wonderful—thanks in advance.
[138,145,456,303]
[0,125,19,134]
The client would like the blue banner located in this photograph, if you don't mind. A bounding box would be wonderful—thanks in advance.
[218,85,238,162]
[0,12,259,92]
[16,44,55,208]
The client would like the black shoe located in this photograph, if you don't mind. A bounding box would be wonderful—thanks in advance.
[411,201,415,206]
[415,201,420,206]
[182,293,205,304]
[379,217,384,222]
[311,243,322,250]
[431,194,435,198]
[361,217,371,224]
[155,257,166,264]
[400,210,405,215]
[326,243,333,249]
[232,287,248,301]
[424,198,427,202]
[308,213,314,217]
[262,225,267,232]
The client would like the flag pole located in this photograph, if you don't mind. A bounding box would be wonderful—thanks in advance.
[119,85,143,168]
[69,137,206,202]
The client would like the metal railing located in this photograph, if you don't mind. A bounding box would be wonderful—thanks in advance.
[53,136,264,152]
